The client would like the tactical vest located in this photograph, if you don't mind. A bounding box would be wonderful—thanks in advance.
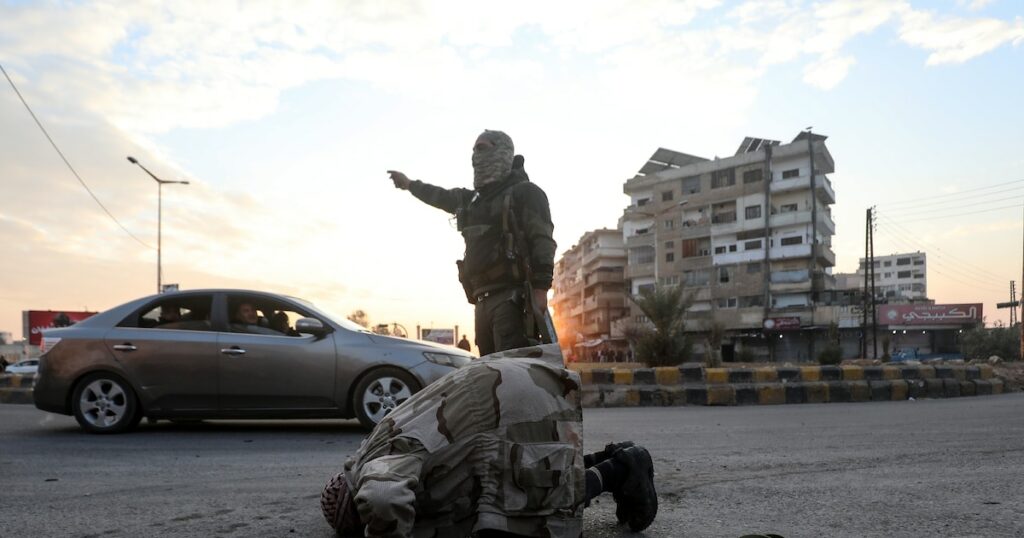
[456,173,531,299]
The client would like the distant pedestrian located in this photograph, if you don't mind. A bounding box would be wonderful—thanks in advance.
[456,335,472,352]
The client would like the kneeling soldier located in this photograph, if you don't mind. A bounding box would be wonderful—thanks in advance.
[320,344,657,537]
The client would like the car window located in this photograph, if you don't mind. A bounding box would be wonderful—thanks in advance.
[119,295,214,331]
[226,295,317,337]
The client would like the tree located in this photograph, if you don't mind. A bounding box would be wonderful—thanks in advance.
[626,285,693,367]
[818,321,842,365]
[961,325,1020,361]
[703,321,725,367]
[347,309,370,328]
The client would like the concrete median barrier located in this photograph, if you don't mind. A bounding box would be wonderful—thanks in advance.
[574,363,1011,408]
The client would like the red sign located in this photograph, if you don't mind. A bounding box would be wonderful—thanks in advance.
[763,317,801,331]
[878,304,982,326]
[22,310,98,345]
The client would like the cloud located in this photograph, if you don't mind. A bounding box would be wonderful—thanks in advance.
[899,9,1024,65]
[803,53,857,89]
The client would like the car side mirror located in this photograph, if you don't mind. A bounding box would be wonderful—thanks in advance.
[295,317,328,337]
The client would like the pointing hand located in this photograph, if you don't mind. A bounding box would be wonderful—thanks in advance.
[387,170,411,190]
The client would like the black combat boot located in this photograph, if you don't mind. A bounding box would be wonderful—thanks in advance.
[611,445,658,532]
[585,441,636,467]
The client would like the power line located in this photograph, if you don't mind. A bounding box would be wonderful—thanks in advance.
[875,220,1010,287]
[891,193,1024,218]
[879,178,1024,208]
[1,63,154,250]
[873,224,1008,293]
[883,202,1023,225]
[876,213,1012,283]
[879,185,1024,213]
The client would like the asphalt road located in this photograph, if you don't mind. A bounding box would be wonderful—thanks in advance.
[1,395,1022,538]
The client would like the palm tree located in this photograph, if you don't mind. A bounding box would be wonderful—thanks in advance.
[627,285,694,367]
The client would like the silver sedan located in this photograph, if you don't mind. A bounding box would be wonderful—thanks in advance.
[33,289,473,433]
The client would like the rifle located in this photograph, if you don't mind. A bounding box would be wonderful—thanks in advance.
[502,185,558,345]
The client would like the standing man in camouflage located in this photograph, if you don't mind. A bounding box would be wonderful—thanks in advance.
[319,344,658,537]
[388,130,557,355]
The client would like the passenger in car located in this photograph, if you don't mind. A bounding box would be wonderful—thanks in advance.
[158,306,181,324]
[233,302,259,325]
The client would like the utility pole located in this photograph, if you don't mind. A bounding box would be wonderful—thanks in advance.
[806,127,817,363]
[869,207,878,359]
[127,156,190,293]
[1011,281,1017,327]
[862,208,871,358]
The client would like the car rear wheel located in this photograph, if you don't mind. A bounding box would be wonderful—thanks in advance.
[353,367,420,430]
[71,373,142,434]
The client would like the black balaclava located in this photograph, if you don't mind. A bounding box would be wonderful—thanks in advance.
[472,129,514,190]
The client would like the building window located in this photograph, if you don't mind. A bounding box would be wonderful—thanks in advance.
[744,239,763,250]
[637,284,655,295]
[681,176,701,194]
[711,168,736,189]
[883,272,892,278]
[780,236,803,246]
[717,297,738,308]
[684,269,710,286]
[782,168,800,179]
[719,267,731,283]
[742,169,763,184]
[779,203,798,213]
[739,295,763,308]
[883,261,891,267]
[664,218,674,229]
[665,241,675,249]
[714,246,727,254]
[913,259,924,266]
[896,257,911,266]
[659,275,680,286]
[897,271,912,278]
[637,198,650,207]
[745,205,762,219]
[666,252,675,262]
[747,262,762,273]
[729,244,737,252]
[914,273,924,279]
[661,190,674,201]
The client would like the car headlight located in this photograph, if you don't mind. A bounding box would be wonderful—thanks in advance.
[423,352,471,368]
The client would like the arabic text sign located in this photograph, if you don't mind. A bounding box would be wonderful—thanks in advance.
[421,328,455,345]
[763,317,801,331]
[878,304,982,326]
[22,310,98,345]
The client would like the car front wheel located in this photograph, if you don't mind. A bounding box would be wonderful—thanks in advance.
[353,367,420,430]
[71,373,142,434]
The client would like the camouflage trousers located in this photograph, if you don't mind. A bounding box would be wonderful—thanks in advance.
[474,287,530,356]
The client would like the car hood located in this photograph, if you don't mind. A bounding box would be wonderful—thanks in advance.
[367,334,473,358]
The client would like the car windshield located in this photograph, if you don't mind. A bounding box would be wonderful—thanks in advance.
[289,297,371,333]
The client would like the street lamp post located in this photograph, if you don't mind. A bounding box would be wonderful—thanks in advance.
[633,200,688,284]
[127,156,189,293]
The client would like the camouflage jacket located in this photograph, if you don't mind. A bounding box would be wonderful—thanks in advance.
[343,345,584,538]
[408,166,557,295]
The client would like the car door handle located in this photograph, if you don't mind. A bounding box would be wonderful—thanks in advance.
[113,344,137,352]
[220,347,246,356]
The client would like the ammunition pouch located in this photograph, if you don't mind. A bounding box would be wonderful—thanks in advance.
[456,260,477,305]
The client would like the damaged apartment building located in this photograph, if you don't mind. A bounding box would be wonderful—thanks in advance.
[620,132,840,362]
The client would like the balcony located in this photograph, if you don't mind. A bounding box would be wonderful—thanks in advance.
[713,249,765,266]
[583,293,627,311]
[770,174,835,205]
[679,217,711,238]
[625,263,655,279]
[625,233,655,248]
[769,243,812,261]
[815,245,836,267]
[769,209,835,234]
[584,269,625,288]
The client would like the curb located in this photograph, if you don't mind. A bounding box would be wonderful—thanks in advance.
[578,363,1007,408]
[0,374,36,405]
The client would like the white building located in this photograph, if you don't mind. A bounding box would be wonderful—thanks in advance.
[836,252,927,302]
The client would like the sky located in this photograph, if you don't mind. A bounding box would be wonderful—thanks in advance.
[1,0,1023,344]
